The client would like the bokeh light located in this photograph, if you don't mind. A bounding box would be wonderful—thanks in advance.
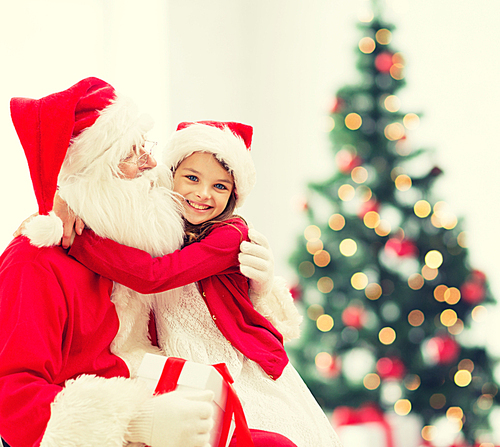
[425,250,443,269]
[404,374,421,391]
[351,166,368,183]
[403,113,420,130]
[313,250,331,267]
[299,261,315,278]
[422,265,438,281]
[379,327,396,345]
[304,225,321,241]
[384,94,400,112]
[363,373,381,390]
[329,213,345,231]
[351,272,369,290]
[317,276,334,294]
[408,309,425,327]
[345,112,362,130]
[394,399,411,416]
[338,184,356,201]
[317,314,334,332]
[340,238,357,257]
[363,211,380,229]
[430,393,446,409]
[359,37,376,54]
[307,304,324,321]
[440,309,458,327]
[421,426,436,442]
[454,370,472,387]
[414,200,431,218]
[408,273,424,290]
[434,284,447,302]
[375,220,391,237]
[472,305,488,322]
[384,122,405,140]
[365,283,383,300]
[395,174,412,191]
[444,287,461,305]
[375,28,392,45]
[306,239,323,255]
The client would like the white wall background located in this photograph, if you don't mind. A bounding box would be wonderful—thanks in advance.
[1,0,500,323]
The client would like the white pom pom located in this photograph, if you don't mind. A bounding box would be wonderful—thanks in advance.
[23,211,63,247]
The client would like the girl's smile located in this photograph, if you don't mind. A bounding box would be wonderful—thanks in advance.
[173,152,234,225]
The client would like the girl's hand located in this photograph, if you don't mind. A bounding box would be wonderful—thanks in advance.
[239,228,275,298]
[53,191,85,248]
[13,213,39,237]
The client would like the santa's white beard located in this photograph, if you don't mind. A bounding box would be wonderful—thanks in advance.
[58,164,184,256]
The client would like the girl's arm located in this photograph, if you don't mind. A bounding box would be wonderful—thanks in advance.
[68,219,248,294]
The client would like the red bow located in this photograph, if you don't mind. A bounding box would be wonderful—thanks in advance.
[332,404,394,447]
[155,357,254,447]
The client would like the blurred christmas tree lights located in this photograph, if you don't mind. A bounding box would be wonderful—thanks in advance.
[288,2,499,446]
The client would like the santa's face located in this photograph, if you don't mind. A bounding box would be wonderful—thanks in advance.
[173,152,234,225]
[118,145,157,179]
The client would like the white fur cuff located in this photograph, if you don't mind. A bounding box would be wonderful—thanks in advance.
[252,276,303,342]
[41,375,152,447]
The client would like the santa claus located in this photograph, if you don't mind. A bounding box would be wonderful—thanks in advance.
[0,78,300,447]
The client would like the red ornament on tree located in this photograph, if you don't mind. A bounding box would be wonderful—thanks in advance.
[376,356,406,380]
[425,335,460,365]
[384,238,418,258]
[336,149,362,173]
[375,52,394,73]
[317,354,342,379]
[358,199,380,219]
[461,281,486,305]
[460,269,487,305]
[331,96,345,114]
[342,305,367,329]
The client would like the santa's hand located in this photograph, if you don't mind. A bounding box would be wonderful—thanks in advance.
[53,191,85,249]
[13,213,38,237]
[239,228,275,299]
[127,389,214,447]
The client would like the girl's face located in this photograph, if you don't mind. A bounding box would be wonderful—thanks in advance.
[173,152,234,225]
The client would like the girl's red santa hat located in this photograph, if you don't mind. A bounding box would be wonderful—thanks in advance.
[10,76,153,216]
[163,121,256,207]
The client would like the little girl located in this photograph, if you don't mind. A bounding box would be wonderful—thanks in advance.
[68,121,343,447]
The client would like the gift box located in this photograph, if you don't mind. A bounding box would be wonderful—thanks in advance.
[332,403,422,447]
[137,354,253,447]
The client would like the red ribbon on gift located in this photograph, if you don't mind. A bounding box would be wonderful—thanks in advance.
[155,357,254,447]
[332,403,394,447]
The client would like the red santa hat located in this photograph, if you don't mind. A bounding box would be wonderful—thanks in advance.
[10,77,152,215]
[163,121,256,207]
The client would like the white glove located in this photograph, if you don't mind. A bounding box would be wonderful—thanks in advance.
[127,389,214,447]
[239,228,275,299]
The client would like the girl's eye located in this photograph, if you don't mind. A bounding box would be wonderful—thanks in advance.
[214,183,227,190]
[187,175,198,182]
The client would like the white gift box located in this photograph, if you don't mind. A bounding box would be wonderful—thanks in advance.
[137,353,235,447]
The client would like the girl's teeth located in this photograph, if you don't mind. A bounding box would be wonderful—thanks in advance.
[189,201,209,210]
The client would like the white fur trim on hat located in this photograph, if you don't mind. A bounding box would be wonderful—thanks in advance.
[59,94,154,182]
[22,212,63,247]
[163,123,256,207]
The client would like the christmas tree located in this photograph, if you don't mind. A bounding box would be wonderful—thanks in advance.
[288,7,498,446]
